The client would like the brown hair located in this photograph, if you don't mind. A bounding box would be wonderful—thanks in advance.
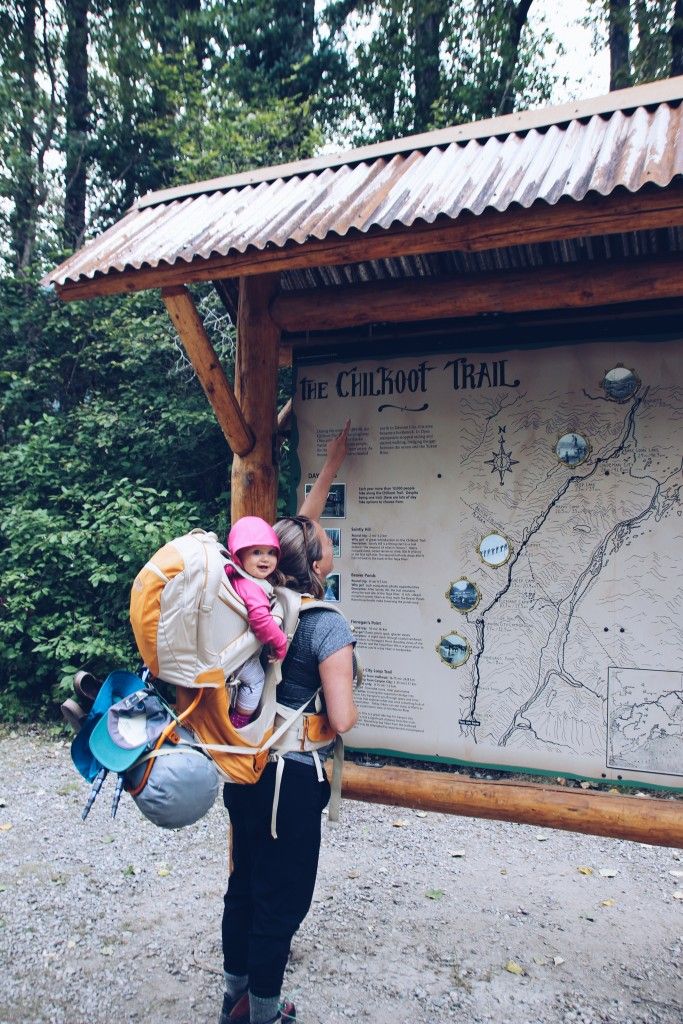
[272,515,324,598]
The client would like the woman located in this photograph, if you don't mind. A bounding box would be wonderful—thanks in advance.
[219,423,358,1024]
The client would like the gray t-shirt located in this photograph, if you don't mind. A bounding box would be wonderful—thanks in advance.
[278,606,356,713]
[277,606,355,764]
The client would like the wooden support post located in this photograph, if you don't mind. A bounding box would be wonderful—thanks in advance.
[231,274,281,522]
[277,398,292,432]
[341,763,683,848]
[162,285,254,456]
[271,253,683,332]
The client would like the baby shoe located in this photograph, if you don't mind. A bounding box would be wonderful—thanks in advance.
[229,710,252,729]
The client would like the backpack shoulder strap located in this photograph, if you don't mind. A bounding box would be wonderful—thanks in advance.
[299,598,344,614]
[226,557,274,598]
[272,586,304,639]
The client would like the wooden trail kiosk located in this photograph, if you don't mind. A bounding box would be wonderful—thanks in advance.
[43,79,683,848]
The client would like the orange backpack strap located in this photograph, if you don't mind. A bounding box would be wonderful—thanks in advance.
[127,689,204,797]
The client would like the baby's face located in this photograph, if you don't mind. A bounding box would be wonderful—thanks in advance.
[240,545,279,579]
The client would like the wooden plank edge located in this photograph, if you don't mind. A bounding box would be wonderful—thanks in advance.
[340,763,683,848]
[271,252,683,331]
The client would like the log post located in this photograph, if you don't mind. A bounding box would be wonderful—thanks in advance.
[231,274,281,522]
[341,763,683,848]
[162,285,254,456]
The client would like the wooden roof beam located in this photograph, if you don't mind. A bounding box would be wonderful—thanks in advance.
[271,253,683,332]
[212,278,239,320]
[162,285,254,457]
[277,397,293,431]
[55,182,683,302]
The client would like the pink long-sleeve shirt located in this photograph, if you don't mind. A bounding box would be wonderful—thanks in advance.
[227,568,288,660]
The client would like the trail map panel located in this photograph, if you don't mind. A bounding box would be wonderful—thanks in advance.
[293,340,683,787]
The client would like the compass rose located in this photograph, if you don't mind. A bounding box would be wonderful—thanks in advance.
[484,426,518,486]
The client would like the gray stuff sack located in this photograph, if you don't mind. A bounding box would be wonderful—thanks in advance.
[125,725,219,829]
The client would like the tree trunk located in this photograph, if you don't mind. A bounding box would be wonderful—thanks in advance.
[477,0,534,118]
[413,0,444,131]
[609,0,632,90]
[184,0,205,70]
[63,0,90,250]
[11,0,38,272]
[497,0,534,116]
[301,0,315,44]
[109,0,138,211]
[672,0,683,76]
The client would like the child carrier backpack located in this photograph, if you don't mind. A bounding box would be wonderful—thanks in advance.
[130,528,269,692]
[129,528,356,835]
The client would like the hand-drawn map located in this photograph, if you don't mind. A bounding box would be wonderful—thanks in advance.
[293,339,682,787]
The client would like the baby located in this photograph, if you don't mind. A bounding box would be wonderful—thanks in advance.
[225,516,288,728]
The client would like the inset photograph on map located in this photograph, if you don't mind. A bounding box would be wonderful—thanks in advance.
[479,533,511,566]
[446,578,480,612]
[305,482,346,518]
[325,527,341,557]
[601,364,641,403]
[555,432,591,467]
[324,572,341,601]
[437,632,470,668]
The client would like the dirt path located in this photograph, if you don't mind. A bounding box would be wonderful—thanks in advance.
[0,731,681,1024]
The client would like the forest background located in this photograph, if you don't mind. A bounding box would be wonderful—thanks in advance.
[1,0,682,719]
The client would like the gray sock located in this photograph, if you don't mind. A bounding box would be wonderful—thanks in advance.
[249,992,281,1024]
[223,970,248,1001]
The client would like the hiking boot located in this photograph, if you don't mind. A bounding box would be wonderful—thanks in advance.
[219,991,249,1024]
[219,993,295,1024]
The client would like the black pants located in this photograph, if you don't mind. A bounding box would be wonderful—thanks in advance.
[222,758,331,998]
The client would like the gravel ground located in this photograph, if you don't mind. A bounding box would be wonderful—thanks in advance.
[0,729,681,1024]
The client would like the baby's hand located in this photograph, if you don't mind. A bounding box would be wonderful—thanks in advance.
[267,654,279,664]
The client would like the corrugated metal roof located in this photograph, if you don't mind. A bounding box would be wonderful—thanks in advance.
[44,79,683,289]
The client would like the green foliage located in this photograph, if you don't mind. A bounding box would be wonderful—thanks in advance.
[584,0,680,88]
[343,0,557,143]
[0,475,198,717]
[0,277,234,719]
[0,271,296,720]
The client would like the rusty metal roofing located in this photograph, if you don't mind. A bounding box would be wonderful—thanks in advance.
[44,78,683,289]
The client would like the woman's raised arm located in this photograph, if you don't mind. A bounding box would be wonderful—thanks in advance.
[298,419,350,522]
